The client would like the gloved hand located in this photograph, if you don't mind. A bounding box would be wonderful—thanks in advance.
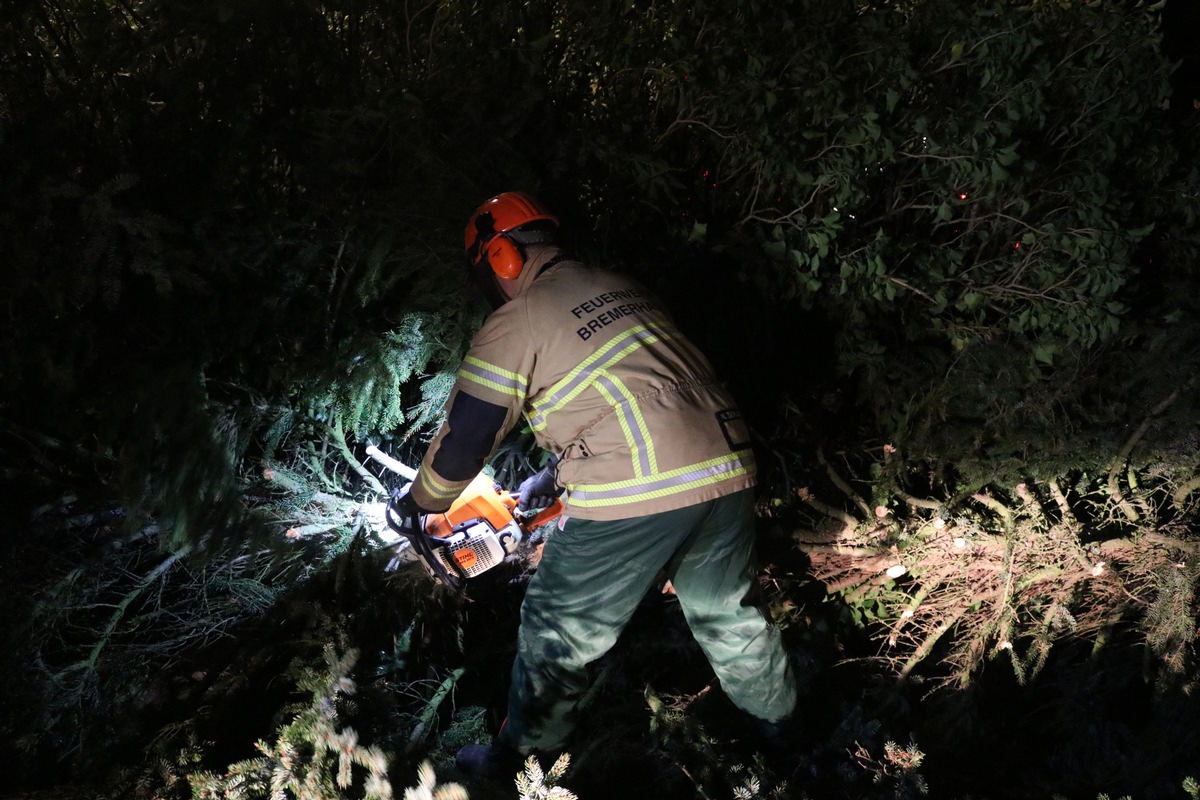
[517,464,561,512]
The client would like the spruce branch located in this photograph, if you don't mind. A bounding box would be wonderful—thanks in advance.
[365,444,418,481]
[1045,478,1077,528]
[796,486,860,537]
[187,647,397,800]
[818,446,874,519]
[898,610,968,682]
[405,667,464,752]
[970,491,1014,534]
[403,761,467,800]
[327,417,387,495]
[899,492,943,512]
[86,546,190,670]
[516,753,578,800]
[1107,388,1181,523]
[1171,476,1200,512]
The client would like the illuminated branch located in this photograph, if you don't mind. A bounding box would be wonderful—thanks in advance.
[796,486,859,537]
[792,535,880,558]
[326,419,386,496]
[899,611,969,681]
[1172,477,1200,511]
[970,491,1014,533]
[818,447,873,519]
[899,492,942,512]
[364,445,417,481]
[1046,478,1076,526]
[1107,388,1180,523]
[883,275,938,304]
[822,559,895,596]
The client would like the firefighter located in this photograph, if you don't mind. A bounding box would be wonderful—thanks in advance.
[398,191,797,778]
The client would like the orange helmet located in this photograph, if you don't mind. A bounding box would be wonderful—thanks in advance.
[464,192,559,279]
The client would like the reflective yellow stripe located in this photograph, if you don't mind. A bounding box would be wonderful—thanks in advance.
[419,470,465,502]
[626,393,658,475]
[593,371,657,479]
[566,451,753,509]
[460,356,528,399]
[528,323,672,431]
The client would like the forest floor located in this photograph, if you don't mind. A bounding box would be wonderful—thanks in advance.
[1,485,1198,800]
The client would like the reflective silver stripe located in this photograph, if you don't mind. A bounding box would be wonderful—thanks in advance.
[460,356,528,400]
[567,452,752,507]
[594,373,654,477]
[528,323,672,430]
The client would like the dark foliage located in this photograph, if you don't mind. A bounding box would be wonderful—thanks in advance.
[2,1,1199,798]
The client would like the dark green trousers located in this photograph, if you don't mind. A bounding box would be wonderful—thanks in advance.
[498,489,797,754]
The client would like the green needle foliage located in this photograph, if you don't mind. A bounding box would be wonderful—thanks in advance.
[187,648,404,800]
[515,754,578,800]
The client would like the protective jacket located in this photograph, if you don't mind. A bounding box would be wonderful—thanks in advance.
[411,247,756,521]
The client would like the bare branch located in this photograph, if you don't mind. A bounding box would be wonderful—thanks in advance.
[1108,389,1181,523]
[818,447,873,519]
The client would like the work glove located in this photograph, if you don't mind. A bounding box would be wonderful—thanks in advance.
[517,463,561,512]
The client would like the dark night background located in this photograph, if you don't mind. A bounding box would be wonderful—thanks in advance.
[2,1,1199,799]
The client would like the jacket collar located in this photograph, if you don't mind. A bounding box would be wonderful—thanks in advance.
[510,244,567,297]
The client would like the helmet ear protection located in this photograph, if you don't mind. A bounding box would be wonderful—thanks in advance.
[465,192,559,281]
[483,235,524,280]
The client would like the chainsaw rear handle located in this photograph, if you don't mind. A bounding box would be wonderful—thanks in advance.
[382,485,419,536]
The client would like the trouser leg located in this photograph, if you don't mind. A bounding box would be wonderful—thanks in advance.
[499,490,796,753]
[498,514,667,753]
[667,490,797,723]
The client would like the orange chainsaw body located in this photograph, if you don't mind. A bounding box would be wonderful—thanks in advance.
[425,473,518,540]
[420,473,562,579]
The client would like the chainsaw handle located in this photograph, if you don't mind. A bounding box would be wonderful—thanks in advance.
[382,489,419,537]
[519,498,564,532]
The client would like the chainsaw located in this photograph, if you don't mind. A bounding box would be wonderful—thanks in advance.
[367,445,562,588]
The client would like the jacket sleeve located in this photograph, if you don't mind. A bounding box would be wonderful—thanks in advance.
[410,306,533,512]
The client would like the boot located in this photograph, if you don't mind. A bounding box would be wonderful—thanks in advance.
[746,713,810,781]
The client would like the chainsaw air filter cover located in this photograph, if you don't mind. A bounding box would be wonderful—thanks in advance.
[431,521,507,578]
